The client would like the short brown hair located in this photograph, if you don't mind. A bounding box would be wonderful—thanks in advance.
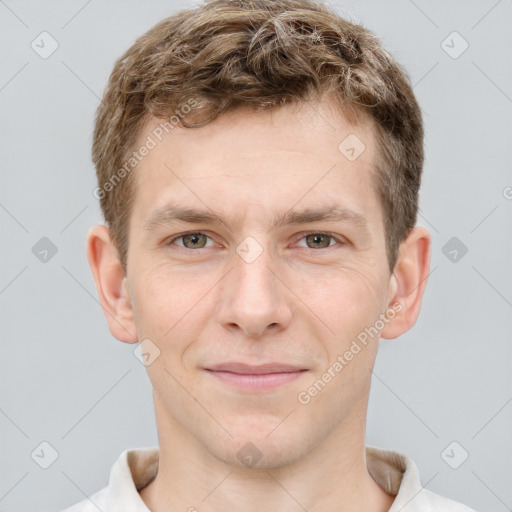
[92,0,423,274]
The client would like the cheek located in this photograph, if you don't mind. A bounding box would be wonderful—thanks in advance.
[130,263,215,353]
[300,273,382,413]
[291,263,385,339]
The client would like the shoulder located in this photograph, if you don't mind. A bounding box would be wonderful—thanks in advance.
[365,445,478,512]
[58,447,158,512]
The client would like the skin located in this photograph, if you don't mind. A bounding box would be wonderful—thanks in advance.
[87,96,431,512]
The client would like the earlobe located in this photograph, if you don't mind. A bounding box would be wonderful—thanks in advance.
[380,226,431,340]
[86,225,138,343]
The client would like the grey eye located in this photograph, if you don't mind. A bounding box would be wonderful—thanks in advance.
[176,233,211,249]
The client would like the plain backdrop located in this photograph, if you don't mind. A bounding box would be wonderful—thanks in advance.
[1,1,511,511]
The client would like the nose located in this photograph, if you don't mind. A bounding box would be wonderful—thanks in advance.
[216,243,293,338]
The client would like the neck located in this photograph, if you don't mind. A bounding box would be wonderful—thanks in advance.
[140,398,395,512]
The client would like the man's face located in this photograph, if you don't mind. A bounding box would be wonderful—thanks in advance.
[124,99,396,467]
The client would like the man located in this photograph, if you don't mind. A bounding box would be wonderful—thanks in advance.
[63,0,477,510]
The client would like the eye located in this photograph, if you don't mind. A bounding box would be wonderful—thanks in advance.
[165,231,347,251]
[295,232,345,249]
[167,231,215,249]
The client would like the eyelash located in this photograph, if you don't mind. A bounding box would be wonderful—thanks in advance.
[165,231,347,251]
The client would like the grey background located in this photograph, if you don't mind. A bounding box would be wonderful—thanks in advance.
[1,1,511,511]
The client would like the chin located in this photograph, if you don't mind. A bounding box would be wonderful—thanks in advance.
[206,416,315,469]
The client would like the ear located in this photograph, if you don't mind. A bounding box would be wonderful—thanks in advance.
[86,225,138,343]
[380,226,431,339]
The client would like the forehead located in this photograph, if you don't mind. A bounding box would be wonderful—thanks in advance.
[138,99,375,166]
[129,99,381,229]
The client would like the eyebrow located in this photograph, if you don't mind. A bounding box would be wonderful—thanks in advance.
[143,203,369,234]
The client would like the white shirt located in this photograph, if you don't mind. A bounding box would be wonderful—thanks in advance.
[61,445,477,511]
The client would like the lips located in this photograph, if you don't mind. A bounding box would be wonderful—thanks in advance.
[204,362,308,391]
[205,362,307,374]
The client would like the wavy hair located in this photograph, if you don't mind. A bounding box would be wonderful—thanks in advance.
[92,0,423,273]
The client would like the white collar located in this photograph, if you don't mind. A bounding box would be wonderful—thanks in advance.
[97,445,475,512]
